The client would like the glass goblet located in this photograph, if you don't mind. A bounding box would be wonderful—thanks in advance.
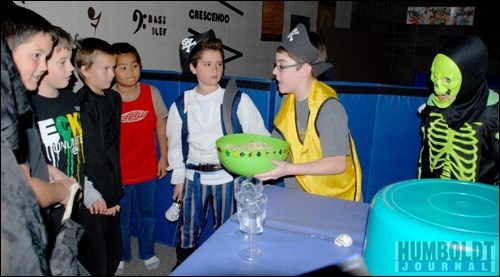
[233,176,263,238]
[234,176,263,201]
[238,193,267,263]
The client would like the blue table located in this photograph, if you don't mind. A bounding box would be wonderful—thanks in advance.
[170,185,370,276]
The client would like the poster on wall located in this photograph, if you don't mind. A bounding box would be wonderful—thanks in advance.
[317,1,336,36]
[406,7,474,26]
[290,14,310,32]
[261,1,284,41]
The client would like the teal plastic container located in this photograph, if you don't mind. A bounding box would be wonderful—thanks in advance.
[363,179,499,276]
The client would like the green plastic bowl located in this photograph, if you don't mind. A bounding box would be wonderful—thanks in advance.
[216,134,289,176]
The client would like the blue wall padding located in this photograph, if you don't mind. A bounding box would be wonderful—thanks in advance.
[135,70,430,246]
[234,77,274,131]
[365,94,426,201]
[336,93,378,201]
[140,70,180,112]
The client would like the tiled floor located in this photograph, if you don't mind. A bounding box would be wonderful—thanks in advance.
[120,237,176,276]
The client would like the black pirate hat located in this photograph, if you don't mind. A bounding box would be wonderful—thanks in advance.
[179,29,216,74]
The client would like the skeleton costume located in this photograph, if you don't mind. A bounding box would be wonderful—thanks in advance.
[418,34,499,185]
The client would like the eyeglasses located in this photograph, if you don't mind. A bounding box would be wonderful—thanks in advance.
[273,63,301,71]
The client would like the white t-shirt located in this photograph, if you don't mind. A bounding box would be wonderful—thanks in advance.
[167,85,270,185]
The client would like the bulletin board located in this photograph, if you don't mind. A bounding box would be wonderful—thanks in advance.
[261,0,284,41]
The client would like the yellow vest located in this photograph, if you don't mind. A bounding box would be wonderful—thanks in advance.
[274,80,362,201]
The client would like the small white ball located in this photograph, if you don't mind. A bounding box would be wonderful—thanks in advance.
[335,233,353,247]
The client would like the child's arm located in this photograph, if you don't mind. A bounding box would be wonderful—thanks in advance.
[256,155,347,181]
[47,164,70,182]
[156,117,168,179]
[166,102,186,183]
[20,163,75,207]
[104,204,120,216]
[166,102,185,202]
[83,176,107,214]
[173,184,184,202]
[236,93,270,136]
[151,85,169,179]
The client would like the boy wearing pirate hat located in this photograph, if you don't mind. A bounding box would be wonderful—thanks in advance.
[167,30,269,269]
[256,23,362,201]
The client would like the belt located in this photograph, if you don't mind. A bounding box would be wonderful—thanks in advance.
[187,163,224,172]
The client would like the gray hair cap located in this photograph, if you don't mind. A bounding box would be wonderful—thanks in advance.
[282,23,332,77]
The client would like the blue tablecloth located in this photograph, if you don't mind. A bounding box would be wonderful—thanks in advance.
[170,185,370,276]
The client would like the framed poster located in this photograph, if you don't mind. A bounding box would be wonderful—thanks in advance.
[261,0,284,41]
[406,7,474,25]
[291,14,310,32]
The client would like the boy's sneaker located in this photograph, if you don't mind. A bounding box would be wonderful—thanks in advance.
[144,255,160,270]
[115,261,125,275]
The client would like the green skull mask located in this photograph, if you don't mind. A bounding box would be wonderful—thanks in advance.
[430,54,462,108]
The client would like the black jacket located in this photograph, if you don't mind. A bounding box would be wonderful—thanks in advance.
[76,85,123,206]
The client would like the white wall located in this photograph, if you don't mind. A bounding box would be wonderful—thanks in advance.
[17,1,318,80]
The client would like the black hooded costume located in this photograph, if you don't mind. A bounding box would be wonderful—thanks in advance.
[418,34,499,185]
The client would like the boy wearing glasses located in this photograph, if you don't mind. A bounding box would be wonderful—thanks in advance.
[256,23,362,202]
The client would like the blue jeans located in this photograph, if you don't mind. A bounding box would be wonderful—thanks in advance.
[119,179,158,261]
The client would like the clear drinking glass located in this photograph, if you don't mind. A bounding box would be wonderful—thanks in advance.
[234,176,263,201]
[233,176,264,238]
[237,191,267,234]
[238,193,267,263]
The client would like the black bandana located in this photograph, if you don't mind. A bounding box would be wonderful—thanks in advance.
[178,29,216,74]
